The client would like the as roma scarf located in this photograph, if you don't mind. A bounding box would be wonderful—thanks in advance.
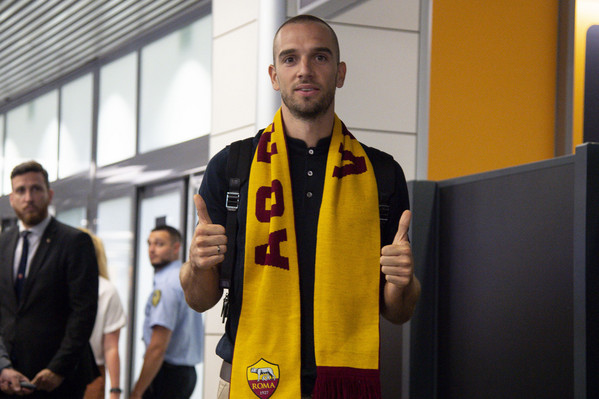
[230,108,381,398]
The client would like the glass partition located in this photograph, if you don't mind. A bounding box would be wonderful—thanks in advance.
[59,74,93,178]
[97,196,134,397]
[4,91,59,194]
[139,15,212,153]
[98,53,138,167]
[0,114,4,192]
[55,207,87,228]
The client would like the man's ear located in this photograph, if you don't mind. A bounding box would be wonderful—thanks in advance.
[336,61,347,88]
[268,64,280,91]
[174,240,182,253]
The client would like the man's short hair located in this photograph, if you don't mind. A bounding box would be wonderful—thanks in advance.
[10,161,50,189]
[152,224,182,244]
[273,14,341,64]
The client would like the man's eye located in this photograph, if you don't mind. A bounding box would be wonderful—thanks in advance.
[315,55,327,62]
[283,56,295,64]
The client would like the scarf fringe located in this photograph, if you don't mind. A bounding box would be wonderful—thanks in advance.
[312,367,381,399]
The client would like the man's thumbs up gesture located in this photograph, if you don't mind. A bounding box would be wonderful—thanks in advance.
[180,194,228,312]
[189,194,227,270]
[381,210,414,289]
[380,210,420,324]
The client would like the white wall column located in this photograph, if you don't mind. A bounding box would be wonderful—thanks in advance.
[255,0,286,129]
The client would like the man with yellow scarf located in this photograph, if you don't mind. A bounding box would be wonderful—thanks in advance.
[181,15,421,399]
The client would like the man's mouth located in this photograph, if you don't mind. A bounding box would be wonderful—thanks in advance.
[295,85,319,95]
[295,83,318,91]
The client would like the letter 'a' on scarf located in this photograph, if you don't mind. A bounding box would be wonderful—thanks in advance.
[231,108,382,398]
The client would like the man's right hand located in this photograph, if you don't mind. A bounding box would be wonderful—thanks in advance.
[189,194,227,271]
[0,368,35,395]
[181,194,228,312]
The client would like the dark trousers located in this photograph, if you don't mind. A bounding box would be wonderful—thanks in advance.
[142,362,197,399]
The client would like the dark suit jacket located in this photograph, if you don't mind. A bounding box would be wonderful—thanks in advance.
[0,217,99,396]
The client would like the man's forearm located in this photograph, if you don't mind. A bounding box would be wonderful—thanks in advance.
[180,261,223,312]
[49,235,98,375]
[0,340,11,371]
[131,349,164,397]
[381,276,421,324]
[47,290,97,374]
[131,326,172,398]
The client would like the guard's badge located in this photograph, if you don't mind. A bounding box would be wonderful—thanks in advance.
[152,289,161,306]
[246,358,280,398]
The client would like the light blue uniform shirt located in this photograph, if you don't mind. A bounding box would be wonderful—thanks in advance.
[143,260,204,366]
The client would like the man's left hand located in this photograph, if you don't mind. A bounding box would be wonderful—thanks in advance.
[31,369,63,392]
[380,210,414,290]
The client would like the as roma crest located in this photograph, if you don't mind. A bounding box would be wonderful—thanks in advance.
[246,358,280,398]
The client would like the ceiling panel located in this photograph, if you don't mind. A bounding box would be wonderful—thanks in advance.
[0,0,208,107]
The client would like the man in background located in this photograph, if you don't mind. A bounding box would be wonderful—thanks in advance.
[0,160,99,398]
[131,225,203,399]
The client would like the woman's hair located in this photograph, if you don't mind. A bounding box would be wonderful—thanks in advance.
[79,228,109,280]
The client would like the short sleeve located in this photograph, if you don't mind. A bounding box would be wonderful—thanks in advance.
[102,282,127,334]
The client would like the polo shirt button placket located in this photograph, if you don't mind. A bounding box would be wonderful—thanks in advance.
[306,147,316,199]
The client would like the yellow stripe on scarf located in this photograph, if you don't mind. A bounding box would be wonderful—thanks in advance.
[231,109,380,398]
[314,116,380,370]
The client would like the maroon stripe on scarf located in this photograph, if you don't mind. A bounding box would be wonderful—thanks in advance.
[312,366,381,399]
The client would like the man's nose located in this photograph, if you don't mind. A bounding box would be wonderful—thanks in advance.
[298,57,312,77]
[23,189,34,201]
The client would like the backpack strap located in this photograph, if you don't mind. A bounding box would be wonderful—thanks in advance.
[220,136,254,290]
[219,136,254,322]
[370,151,396,230]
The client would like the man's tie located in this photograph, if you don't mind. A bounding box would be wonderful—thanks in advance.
[15,231,31,301]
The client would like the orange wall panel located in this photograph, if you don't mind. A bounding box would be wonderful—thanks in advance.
[428,1,559,180]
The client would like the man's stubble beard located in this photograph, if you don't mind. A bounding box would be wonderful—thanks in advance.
[15,207,48,227]
[151,260,171,270]
[281,81,337,121]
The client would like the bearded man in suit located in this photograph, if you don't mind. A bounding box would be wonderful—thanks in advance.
[0,161,98,398]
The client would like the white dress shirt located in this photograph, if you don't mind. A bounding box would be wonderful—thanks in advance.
[13,215,51,280]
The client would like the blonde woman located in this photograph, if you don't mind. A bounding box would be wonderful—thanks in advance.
[81,229,127,399]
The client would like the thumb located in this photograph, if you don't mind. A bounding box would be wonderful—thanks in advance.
[194,194,212,225]
[393,210,412,244]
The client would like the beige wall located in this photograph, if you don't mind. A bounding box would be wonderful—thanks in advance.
[204,0,425,397]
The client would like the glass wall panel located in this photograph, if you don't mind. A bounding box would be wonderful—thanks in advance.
[0,114,4,193]
[133,188,183,386]
[97,196,134,397]
[139,16,212,153]
[59,74,93,178]
[98,53,137,167]
[55,207,87,228]
[4,91,59,194]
